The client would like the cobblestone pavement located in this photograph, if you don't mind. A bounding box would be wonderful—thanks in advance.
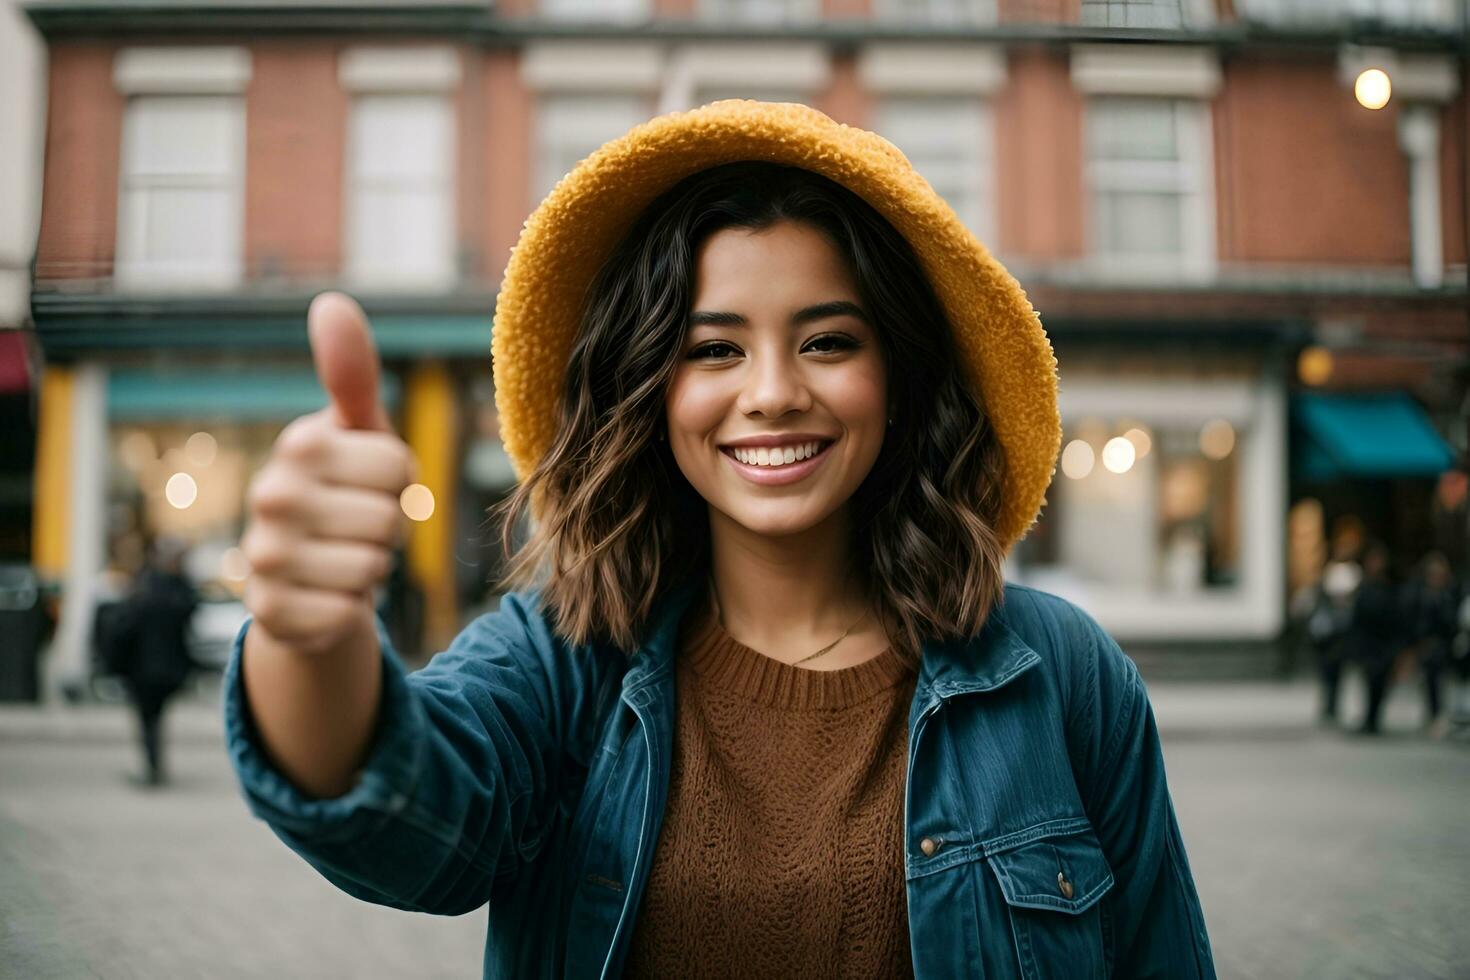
[1,677,1466,979]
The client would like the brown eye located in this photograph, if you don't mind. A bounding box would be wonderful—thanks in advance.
[804,334,859,354]
[688,342,739,360]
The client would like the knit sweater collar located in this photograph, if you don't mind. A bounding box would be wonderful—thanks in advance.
[680,596,914,710]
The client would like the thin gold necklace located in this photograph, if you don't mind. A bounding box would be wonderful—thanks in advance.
[705,571,866,667]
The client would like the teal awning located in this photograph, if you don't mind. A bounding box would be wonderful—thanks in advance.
[1293,392,1455,481]
[109,368,401,422]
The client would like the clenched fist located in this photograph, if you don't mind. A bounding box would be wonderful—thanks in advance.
[241,292,415,656]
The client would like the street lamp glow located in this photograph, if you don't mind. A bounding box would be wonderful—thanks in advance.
[1298,346,1334,386]
[400,483,435,522]
[1102,436,1137,474]
[1354,68,1391,110]
[165,472,198,509]
[1060,439,1095,480]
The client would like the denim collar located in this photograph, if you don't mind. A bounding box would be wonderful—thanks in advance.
[620,578,1040,701]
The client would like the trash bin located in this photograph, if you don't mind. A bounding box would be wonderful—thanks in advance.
[0,565,44,703]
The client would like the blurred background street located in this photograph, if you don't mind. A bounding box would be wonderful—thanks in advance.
[3,676,1466,979]
[1,0,1468,976]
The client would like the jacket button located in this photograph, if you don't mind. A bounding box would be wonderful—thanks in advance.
[919,837,938,857]
[1057,872,1074,899]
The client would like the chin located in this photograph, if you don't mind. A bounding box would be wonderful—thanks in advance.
[717,498,838,539]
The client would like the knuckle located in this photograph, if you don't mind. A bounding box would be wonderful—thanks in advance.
[246,467,299,519]
[241,526,289,576]
[275,415,329,464]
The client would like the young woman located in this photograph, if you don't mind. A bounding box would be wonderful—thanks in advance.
[228,101,1215,979]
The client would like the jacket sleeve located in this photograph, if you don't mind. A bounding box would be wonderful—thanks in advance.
[222,591,584,916]
[1076,618,1217,979]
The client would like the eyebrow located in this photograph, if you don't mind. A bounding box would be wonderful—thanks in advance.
[686,300,869,329]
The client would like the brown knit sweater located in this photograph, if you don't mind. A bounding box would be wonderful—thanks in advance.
[624,594,919,979]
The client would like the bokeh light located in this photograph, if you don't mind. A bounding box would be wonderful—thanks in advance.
[1354,68,1391,110]
[1199,419,1236,460]
[1124,427,1152,459]
[1298,346,1333,386]
[220,546,249,582]
[185,431,218,467]
[164,472,198,509]
[400,483,435,522]
[1102,436,1137,474]
[1060,439,1095,479]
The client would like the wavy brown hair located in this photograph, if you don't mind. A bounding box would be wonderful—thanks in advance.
[491,161,1008,660]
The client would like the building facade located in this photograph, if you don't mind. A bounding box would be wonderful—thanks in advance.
[24,0,1468,686]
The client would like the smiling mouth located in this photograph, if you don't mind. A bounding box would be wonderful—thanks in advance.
[717,437,834,470]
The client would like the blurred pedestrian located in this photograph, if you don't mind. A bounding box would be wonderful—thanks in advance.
[1350,542,1400,735]
[104,537,199,786]
[1400,552,1460,735]
[1301,543,1361,724]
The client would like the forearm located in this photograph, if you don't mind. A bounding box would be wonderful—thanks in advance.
[241,618,384,799]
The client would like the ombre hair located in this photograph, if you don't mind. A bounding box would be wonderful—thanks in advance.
[491,161,1008,661]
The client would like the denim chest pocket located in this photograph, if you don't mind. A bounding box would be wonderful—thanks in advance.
[984,823,1115,980]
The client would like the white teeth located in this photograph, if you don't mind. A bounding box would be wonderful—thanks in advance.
[732,441,826,467]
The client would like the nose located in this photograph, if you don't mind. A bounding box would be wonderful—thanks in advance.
[735,347,812,419]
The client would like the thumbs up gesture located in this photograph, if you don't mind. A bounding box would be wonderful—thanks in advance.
[241,292,416,655]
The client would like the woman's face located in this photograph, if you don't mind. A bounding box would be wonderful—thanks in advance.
[664,220,888,539]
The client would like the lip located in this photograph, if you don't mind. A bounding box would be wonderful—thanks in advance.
[720,439,835,487]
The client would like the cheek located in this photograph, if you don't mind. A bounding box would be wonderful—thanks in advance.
[824,358,888,428]
[664,369,729,444]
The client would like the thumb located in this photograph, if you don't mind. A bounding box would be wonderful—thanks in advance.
[308,291,390,432]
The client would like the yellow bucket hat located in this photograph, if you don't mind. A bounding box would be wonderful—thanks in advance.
[492,99,1060,553]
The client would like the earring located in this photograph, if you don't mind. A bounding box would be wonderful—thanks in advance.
[887,416,894,427]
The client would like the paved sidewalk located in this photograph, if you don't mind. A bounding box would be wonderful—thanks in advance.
[0,670,1444,744]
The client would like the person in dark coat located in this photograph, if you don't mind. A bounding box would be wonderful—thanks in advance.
[1400,551,1460,732]
[1352,542,1402,735]
[107,539,199,786]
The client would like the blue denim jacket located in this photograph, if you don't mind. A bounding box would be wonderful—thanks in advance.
[224,579,1215,979]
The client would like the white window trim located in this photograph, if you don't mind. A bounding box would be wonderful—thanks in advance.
[541,0,651,21]
[114,47,251,95]
[870,96,998,248]
[339,46,462,93]
[694,0,822,25]
[520,41,664,93]
[113,96,246,292]
[1023,374,1286,643]
[1070,44,1222,99]
[661,42,830,113]
[871,0,997,23]
[343,94,458,291]
[1084,97,1217,283]
[857,43,1006,95]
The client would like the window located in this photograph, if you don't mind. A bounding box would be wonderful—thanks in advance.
[1084,96,1212,278]
[874,0,996,24]
[542,0,649,20]
[345,94,456,290]
[1233,0,1457,30]
[698,0,820,24]
[1079,0,1190,28]
[116,96,245,290]
[535,94,652,203]
[872,96,994,244]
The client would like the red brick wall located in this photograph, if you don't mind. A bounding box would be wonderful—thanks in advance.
[36,43,122,283]
[481,49,532,288]
[1214,58,1411,266]
[1440,95,1466,268]
[244,42,347,283]
[818,53,868,128]
[994,48,1084,261]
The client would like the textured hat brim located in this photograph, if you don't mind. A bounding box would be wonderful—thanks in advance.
[492,99,1060,553]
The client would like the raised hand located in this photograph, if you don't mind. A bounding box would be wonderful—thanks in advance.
[240,292,415,656]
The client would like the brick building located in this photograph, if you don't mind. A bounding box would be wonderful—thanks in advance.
[22,0,1468,684]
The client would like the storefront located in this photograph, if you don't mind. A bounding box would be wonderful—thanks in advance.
[1009,344,1288,644]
